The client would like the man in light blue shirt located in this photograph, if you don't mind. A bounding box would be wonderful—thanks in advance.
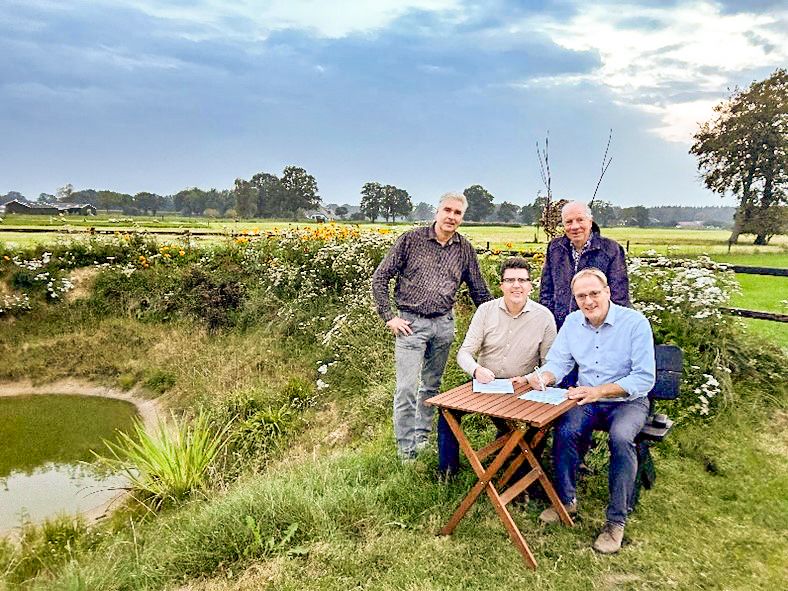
[527,267,655,554]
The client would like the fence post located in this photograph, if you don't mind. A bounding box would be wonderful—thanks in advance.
[626,240,630,253]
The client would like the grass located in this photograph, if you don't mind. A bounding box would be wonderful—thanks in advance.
[0,395,138,477]
[96,411,232,509]
[3,214,787,256]
[1,226,786,589]
[17,403,787,591]
[729,275,788,313]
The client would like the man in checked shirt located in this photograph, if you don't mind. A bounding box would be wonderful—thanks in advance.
[372,192,492,462]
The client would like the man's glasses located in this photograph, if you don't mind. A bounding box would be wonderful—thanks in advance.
[574,289,605,300]
[502,277,531,284]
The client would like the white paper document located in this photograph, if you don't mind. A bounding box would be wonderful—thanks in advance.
[519,387,568,405]
[472,378,514,394]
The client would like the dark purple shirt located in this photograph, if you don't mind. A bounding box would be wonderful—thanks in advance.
[372,223,492,322]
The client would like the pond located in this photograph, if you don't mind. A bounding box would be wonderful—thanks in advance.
[0,394,139,532]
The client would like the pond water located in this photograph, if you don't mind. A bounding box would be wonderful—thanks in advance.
[0,394,139,532]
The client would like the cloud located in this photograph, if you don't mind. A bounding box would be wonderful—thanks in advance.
[102,0,464,40]
[518,1,788,142]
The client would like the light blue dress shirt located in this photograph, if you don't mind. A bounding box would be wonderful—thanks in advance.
[542,302,656,401]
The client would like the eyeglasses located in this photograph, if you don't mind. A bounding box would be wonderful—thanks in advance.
[573,289,605,300]
[502,277,531,284]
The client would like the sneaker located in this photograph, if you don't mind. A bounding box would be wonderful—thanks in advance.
[593,522,625,554]
[539,499,577,524]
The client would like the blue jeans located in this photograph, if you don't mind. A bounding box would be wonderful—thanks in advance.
[394,311,455,458]
[553,397,649,525]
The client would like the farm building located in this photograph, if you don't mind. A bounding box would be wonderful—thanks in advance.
[3,200,97,216]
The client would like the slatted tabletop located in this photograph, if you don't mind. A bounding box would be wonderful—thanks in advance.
[425,381,575,428]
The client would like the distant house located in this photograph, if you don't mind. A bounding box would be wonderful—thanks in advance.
[675,221,704,228]
[305,208,333,222]
[3,199,96,216]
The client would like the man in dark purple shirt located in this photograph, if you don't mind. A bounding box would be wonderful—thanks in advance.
[372,192,492,461]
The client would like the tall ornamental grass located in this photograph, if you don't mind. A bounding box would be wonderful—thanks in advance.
[95,411,232,509]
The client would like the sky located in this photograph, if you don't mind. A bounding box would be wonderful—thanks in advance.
[1,0,786,208]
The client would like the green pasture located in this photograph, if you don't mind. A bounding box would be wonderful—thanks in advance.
[3,213,787,258]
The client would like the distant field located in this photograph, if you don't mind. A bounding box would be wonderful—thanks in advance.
[2,214,787,257]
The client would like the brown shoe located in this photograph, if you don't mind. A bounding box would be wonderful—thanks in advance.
[539,500,577,524]
[593,522,624,554]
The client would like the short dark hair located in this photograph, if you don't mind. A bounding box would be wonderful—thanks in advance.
[499,257,531,281]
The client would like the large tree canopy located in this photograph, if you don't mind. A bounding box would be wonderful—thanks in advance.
[463,184,495,221]
[690,68,787,244]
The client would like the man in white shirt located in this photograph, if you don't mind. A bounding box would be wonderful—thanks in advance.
[437,257,557,475]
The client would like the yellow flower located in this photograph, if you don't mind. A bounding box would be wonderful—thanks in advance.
[2,255,10,261]
[179,250,186,256]
[505,242,513,249]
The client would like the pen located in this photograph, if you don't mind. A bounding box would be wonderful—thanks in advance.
[534,365,546,391]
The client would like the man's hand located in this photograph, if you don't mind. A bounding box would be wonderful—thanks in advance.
[386,316,413,336]
[525,370,555,391]
[474,366,495,383]
[566,385,605,405]
[511,375,528,386]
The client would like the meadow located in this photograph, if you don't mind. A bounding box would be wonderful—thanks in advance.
[0,220,785,590]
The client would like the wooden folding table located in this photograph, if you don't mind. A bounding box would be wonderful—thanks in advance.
[425,381,576,569]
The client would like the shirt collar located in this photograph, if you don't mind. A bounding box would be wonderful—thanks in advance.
[582,301,618,328]
[428,222,459,245]
[497,296,533,319]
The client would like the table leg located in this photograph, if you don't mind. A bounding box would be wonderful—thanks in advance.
[438,409,538,568]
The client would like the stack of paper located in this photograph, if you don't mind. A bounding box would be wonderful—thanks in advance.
[519,387,568,405]
[472,378,514,394]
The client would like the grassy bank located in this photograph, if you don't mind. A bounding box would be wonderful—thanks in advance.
[1,229,786,590]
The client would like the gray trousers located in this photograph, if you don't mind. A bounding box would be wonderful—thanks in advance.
[393,311,455,458]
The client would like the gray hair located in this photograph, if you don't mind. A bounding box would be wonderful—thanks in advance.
[561,201,593,220]
[570,267,609,291]
[439,192,468,210]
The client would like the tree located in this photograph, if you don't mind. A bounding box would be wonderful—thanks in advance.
[38,193,56,204]
[134,192,162,215]
[334,206,348,219]
[280,166,320,214]
[411,201,435,221]
[497,201,519,223]
[690,68,787,245]
[234,179,257,218]
[620,205,649,227]
[463,185,495,221]
[380,184,412,222]
[56,183,74,202]
[250,172,284,217]
[360,182,383,222]
[174,188,208,216]
[590,200,617,227]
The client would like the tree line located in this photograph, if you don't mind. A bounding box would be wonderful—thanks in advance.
[2,70,784,242]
